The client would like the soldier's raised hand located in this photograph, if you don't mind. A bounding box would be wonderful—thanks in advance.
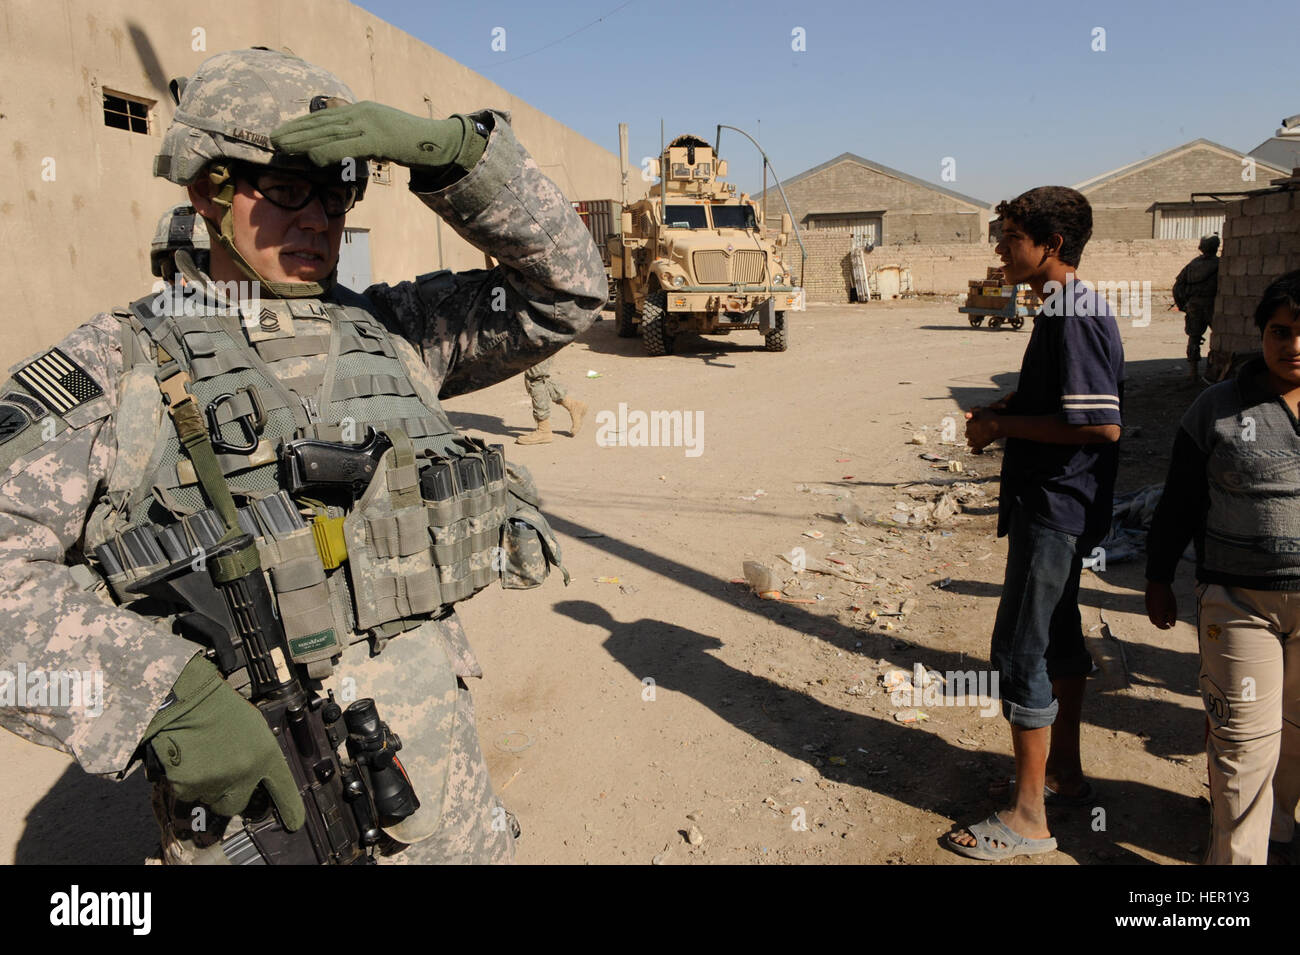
[272,101,481,172]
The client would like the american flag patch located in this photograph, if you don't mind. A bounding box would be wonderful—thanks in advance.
[14,349,103,415]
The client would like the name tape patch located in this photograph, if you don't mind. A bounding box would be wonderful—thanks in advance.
[14,348,103,415]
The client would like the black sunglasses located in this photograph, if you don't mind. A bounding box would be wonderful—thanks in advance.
[234,164,360,217]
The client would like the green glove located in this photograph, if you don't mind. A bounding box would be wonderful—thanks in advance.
[144,654,306,832]
[271,102,486,172]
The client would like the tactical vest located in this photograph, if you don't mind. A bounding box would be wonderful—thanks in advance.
[85,283,564,677]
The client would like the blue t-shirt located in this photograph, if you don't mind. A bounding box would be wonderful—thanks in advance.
[998,281,1125,544]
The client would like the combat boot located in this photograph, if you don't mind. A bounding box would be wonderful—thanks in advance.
[558,396,588,437]
[515,418,553,445]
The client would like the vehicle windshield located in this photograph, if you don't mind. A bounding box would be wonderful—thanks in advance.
[664,205,708,229]
[712,205,758,231]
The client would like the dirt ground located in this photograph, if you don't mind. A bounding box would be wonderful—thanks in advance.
[0,295,1217,865]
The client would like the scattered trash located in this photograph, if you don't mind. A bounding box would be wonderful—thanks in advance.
[738,495,758,501]
[930,460,963,472]
[957,737,981,747]
[777,551,876,584]
[586,370,602,378]
[908,433,927,446]
[893,709,930,724]
[828,755,847,766]
[594,576,621,584]
[881,669,913,692]
[842,475,855,480]
[754,489,767,496]
[933,577,952,589]
[742,561,782,599]
[794,483,842,496]
[836,458,851,463]
[495,730,535,754]
[803,530,825,539]
[919,453,944,462]
[652,844,673,865]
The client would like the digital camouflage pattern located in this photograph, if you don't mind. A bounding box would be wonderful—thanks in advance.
[1174,251,1219,362]
[0,84,603,863]
[523,356,567,422]
[154,48,364,185]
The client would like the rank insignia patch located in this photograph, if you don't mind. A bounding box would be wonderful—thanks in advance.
[14,348,103,414]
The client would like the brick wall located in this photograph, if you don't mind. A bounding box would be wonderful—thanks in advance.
[1082,143,1283,240]
[1208,185,1300,375]
[788,236,1203,303]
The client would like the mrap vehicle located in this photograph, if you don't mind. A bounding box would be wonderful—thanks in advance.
[609,127,804,355]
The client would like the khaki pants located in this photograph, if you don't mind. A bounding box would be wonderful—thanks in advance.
[1197,583,1300,864]
[524,357,566,422]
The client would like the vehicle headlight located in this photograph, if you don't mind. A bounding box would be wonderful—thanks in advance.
[772,274,784,285]
[673,275,686,288]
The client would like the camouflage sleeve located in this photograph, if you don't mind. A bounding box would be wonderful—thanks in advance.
[0,314,197,775]
[366,109,608,400]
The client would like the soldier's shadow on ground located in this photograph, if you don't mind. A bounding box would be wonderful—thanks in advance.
[555,598,1207,864]
[445,411,529,441]
[15,764,157,864]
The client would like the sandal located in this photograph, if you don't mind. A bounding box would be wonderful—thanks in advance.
[947,813,1058,861]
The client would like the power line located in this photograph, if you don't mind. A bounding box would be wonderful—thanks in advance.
[482,0,637,68]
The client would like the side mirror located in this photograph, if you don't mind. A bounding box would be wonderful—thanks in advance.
[620,211,633,236]
[780,213,793,236]
[717,159,728,177]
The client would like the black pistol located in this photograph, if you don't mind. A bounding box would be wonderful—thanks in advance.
[279,427,393,499]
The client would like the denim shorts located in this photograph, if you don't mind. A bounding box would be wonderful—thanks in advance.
[989,504,1096,728]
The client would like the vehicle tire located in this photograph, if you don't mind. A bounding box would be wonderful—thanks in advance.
[989,317,1004,329]
[640,288,673,356]
[968,315,984,327]
[1009,316,1025,331]
[615,282,637,338]
[764,311,788,352]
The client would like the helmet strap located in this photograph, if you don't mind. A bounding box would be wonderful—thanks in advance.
[204,162,336,300]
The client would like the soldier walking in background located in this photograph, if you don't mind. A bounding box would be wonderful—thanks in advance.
[516,356,587,444]
[1174,235,1220,383]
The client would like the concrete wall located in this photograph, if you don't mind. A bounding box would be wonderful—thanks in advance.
[0,0,622,366]
[1081,143,1276,240]
[1209,186,1300,375]
[789,235,1203,304]
[762,157,987,246]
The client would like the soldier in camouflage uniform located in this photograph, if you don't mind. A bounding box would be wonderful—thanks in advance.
[0,48,605,864]
[516,356,587,445]
[1174,235,1220,383]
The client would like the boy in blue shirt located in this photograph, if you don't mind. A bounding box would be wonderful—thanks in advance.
[950,186,1125,860]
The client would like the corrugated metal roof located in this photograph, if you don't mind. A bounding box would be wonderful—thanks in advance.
[1248,137,1300,173]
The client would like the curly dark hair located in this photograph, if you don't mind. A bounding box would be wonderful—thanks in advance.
[1254,270,1300,333]
[995,186,1093,268]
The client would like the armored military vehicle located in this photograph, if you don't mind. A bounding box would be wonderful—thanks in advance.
[608,128,804,355]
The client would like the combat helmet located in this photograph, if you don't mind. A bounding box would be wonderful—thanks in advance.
[154,47,367,298]
[150,203,210,277]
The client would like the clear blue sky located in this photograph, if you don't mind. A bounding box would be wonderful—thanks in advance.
[355,0,1296,203]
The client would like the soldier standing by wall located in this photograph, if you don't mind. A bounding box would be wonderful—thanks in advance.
[1174,235,1220,383]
